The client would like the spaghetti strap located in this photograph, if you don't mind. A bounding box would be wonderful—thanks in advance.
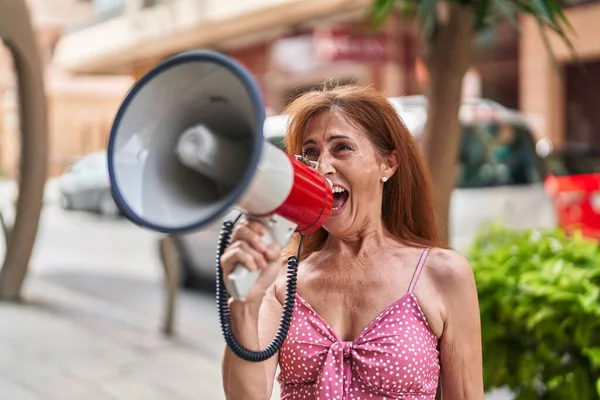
[408,248,430,294]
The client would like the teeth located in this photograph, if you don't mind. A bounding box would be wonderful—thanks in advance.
[332,206,340,211]
[332,186,347,194]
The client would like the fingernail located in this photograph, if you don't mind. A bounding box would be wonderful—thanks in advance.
[257,240,267,252]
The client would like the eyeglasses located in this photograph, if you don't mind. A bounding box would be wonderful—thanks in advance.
[294,155,319,170]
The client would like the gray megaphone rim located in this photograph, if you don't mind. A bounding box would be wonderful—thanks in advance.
[107,50,266,233]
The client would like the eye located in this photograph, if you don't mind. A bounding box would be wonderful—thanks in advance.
[302,147,319,160]
[335,143,353,152]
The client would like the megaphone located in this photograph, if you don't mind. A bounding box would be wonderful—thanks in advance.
[107,50,333,361]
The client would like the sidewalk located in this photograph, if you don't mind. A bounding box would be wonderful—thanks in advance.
[0,278,230,400]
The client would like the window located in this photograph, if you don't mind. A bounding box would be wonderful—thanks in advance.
[267,136,286,151]
[142,0,161,8]
[92,0,125,13]
[70,152,107,173]
[457,123,545,188]
[546,151,600,177]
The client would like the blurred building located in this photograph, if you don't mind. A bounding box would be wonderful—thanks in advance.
[48,0,600,176]
[0,0,134,178]
[52,0,421,111]
[1,0,533,178]
[53,1,520,117]
[521,0,600,152]
[12,0,600,179]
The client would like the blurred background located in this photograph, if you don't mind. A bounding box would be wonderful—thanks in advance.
[0,0,599,399]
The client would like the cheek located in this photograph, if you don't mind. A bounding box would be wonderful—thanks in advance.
[347,164,381,191]
[339,148,383,187]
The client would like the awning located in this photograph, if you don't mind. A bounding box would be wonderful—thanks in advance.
[52,0,370,75]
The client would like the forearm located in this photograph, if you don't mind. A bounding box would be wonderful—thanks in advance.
[222,299,271,400]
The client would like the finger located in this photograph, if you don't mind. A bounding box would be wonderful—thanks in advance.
[221,245,259,273]
[244,219,267,236]
[232,220,265,238]
[231,225,268,253]
[224,241,269,272]
[264,244,282,263]
[237,241,268,270]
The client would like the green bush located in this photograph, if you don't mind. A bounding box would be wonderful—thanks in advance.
[467,223,600,399]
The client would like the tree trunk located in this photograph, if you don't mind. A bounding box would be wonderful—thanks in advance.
[420,3,475,245]
[158,235,180,336]
[0,0,48,300]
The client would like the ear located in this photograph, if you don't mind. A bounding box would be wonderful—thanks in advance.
[380,150,398,180]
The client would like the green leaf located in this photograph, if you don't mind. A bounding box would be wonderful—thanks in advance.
[546,375,564,391]
[474,0,492,30]
[583,347,600,368]
[525,307,555,330]
[569,366,592,400]
[492,0,518,28]
[365,0,395,28]
[416,0,438,42]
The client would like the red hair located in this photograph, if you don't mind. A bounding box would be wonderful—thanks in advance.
[282,84,446,259]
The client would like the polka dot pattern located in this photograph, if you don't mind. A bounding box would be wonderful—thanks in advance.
[276,251,440,399]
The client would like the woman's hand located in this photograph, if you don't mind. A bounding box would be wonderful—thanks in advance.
[220,219,283,304]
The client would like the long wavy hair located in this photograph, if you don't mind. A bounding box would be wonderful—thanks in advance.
[282,84,446,260]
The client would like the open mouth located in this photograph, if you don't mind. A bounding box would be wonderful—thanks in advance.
[332,185,349,212]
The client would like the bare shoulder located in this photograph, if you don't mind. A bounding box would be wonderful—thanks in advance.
[425,248,476,294]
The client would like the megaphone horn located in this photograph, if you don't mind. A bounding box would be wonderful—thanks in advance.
[107,49,333,301]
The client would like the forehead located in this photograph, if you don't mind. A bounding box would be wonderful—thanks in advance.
[302,110,367,143]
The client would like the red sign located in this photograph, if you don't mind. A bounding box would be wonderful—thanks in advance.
[314,27,390,63]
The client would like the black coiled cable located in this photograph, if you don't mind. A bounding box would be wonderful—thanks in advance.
[216,213,304,362]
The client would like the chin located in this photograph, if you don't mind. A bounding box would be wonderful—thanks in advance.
[322,216,350,237]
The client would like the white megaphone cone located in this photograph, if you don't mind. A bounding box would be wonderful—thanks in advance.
[107,51,333,302]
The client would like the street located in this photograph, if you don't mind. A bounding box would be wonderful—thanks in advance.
[30,202,227,358]
[0,185,247,400]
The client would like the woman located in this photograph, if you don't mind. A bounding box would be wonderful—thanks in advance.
[220,85,484,400]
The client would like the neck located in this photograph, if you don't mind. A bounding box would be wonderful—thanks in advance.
[322,220,392,257]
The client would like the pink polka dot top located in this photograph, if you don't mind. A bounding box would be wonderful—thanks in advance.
[277,248,440,399]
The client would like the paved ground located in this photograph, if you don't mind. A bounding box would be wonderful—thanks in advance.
[0,180,255,399]
[0,279,228,400]
[0,180,510,400]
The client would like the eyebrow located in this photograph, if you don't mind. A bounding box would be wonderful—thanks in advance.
[302,135,353,146]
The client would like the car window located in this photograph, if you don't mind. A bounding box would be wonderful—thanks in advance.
[268,136,286,151]
[457,122,545,188]
[264,107,545,189]
[546,152,600,176]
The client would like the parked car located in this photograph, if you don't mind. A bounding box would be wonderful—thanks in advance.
[58,150,121,218]
[168,96,558,288]
[541,143,600,240]
[391,96,557,252]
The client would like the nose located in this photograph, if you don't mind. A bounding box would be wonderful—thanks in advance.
[316,152,335,176]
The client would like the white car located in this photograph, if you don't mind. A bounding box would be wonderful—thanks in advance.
[390,96,557,252]
[169,96,557,288]
[58,151,121,217]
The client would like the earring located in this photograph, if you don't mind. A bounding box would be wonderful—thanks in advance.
[381,176,388,183]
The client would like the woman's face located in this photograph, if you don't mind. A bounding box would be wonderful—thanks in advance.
[301,110,396,238]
